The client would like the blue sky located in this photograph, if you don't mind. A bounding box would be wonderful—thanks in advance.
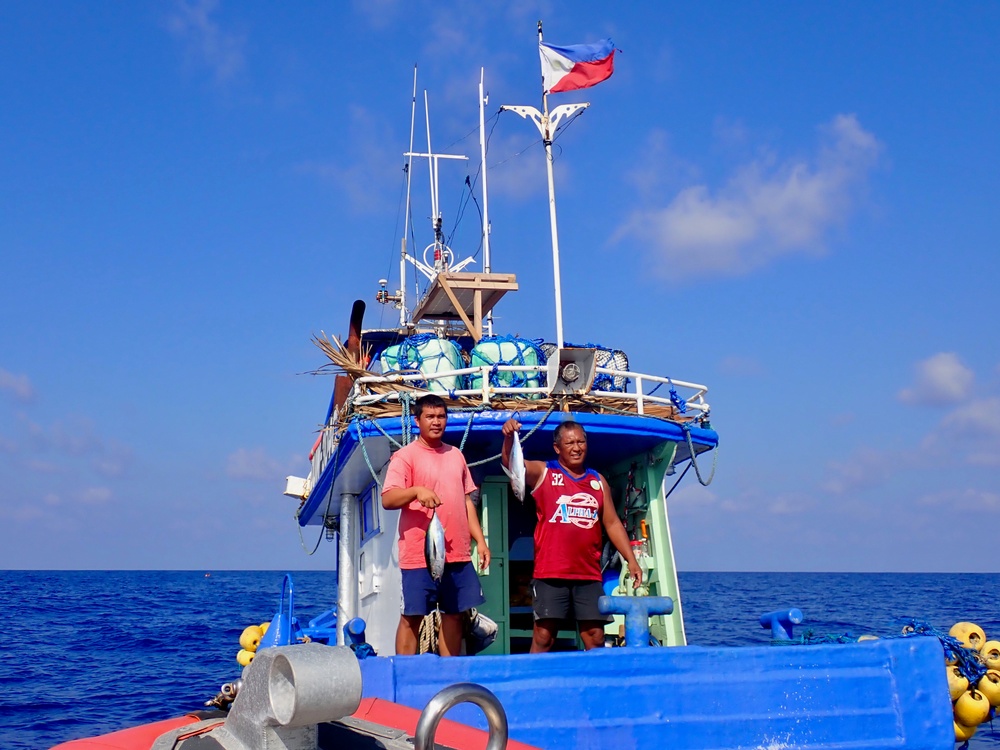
[2,2,998,572]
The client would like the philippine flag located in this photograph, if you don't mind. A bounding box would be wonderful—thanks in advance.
[539,39,615,94]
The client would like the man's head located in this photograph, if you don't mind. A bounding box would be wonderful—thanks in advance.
[553,420,587,472]
[415,393,448,445]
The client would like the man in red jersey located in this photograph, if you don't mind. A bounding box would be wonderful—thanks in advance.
[383,394,491,656]
[501,418,640,652]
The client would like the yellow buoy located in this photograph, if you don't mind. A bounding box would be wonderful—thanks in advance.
[980,639,1000,671]
[260,621,270,635]
[954,721,977,742]
[857,635,879,642]
[239,625,264,652]
[236,649,255,667]
[947,666,970,701]
[949,622,986,651]
[954,689,991,727]
[977,670,1000,707]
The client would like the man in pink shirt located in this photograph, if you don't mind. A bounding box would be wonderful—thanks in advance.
[382,394,491,656]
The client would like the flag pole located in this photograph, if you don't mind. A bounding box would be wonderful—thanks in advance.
[501,23,590,348]
[538,21,566,349]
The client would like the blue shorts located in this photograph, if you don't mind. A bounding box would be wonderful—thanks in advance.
[401,561,485,616]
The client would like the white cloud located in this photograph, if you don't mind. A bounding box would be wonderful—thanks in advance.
[766,492,815,515]
[939,397,1000,465]
[0,368,35,403]
[166,0,245,83]
[941,397,1000,436]
[226,447,283,481]
[79,487,113,506]
[822,446,896,494]
[297,105,402,213]
[665,483,717,513]
[352,0,401,29]
[898,352,974,406]
[616,114,881,279]
[917,488,1000,511]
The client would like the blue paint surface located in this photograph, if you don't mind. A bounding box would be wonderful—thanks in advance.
[360,637,953,749]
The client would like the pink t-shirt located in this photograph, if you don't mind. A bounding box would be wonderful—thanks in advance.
[382,439,477,570]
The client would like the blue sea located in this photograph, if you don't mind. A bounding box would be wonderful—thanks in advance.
[2,571,998,749]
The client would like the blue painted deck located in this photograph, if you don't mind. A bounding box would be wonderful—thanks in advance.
[359,637,953,750]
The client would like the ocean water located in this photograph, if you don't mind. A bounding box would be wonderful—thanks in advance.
[2,571,997,749]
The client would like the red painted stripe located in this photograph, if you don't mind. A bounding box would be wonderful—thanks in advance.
[549,54,615,93]
[353,697,542,750]
[49,715,204,749]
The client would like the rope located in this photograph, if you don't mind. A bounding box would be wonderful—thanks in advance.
[295,420,346,556]
[771,618,991,686]
[465,401,557,467]
[356,419,385,488]
[418,608,442,654]
[682,422,718,486]
[458,407,482,451]
[400,392,414,445]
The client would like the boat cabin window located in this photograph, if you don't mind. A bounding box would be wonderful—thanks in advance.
[360,483,381,543]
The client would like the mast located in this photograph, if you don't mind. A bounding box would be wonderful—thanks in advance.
[479,68,493,336]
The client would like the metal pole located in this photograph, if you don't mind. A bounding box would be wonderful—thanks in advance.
[479,68,493,336]
[400,66,418,327]
[538,23,565,348]
[336,493,356,646]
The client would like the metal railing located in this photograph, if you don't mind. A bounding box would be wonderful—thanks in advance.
[349,364,710,416]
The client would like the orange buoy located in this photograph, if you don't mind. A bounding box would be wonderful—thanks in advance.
[954,720,977,742]
[954,689,991,727]
[980,639,1000,671]
[947,666,970,701]
[949,622,986,651]
[240,625,264,652]
[977,670,1000,707]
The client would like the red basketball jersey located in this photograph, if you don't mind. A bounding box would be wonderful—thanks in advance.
[531,461,606,580]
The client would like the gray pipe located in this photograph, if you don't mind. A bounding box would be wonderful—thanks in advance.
[337,492,357,646]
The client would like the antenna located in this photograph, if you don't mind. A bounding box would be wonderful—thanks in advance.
[402,93,473,283]
[399,65,418,327]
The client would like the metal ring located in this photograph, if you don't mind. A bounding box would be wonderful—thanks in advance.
[414,682,508,750]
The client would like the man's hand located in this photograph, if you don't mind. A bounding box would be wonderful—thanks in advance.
[501,418,521,436]
[478,545,491,572]
[628,559,643,588]
[414,486,441,509]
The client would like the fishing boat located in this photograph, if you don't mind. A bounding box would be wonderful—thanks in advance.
[56,30,996,750]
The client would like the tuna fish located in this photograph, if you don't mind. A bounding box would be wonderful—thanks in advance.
[503,432,526,502]
[424,510,446,582]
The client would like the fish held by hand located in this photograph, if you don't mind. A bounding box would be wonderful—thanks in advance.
[425,510,446,582]
[503,431,526,502]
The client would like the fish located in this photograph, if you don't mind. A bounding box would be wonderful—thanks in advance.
[425,510,446,582]
[503,431,526,502]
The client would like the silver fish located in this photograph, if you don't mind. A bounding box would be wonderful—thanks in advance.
[425,510,446,582]
[503,432,526,502]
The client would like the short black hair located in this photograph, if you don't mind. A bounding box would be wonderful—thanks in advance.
[553,420,585,444]
[414,393,447,418]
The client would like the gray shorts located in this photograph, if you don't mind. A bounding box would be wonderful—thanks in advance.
[532,578,611,623]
